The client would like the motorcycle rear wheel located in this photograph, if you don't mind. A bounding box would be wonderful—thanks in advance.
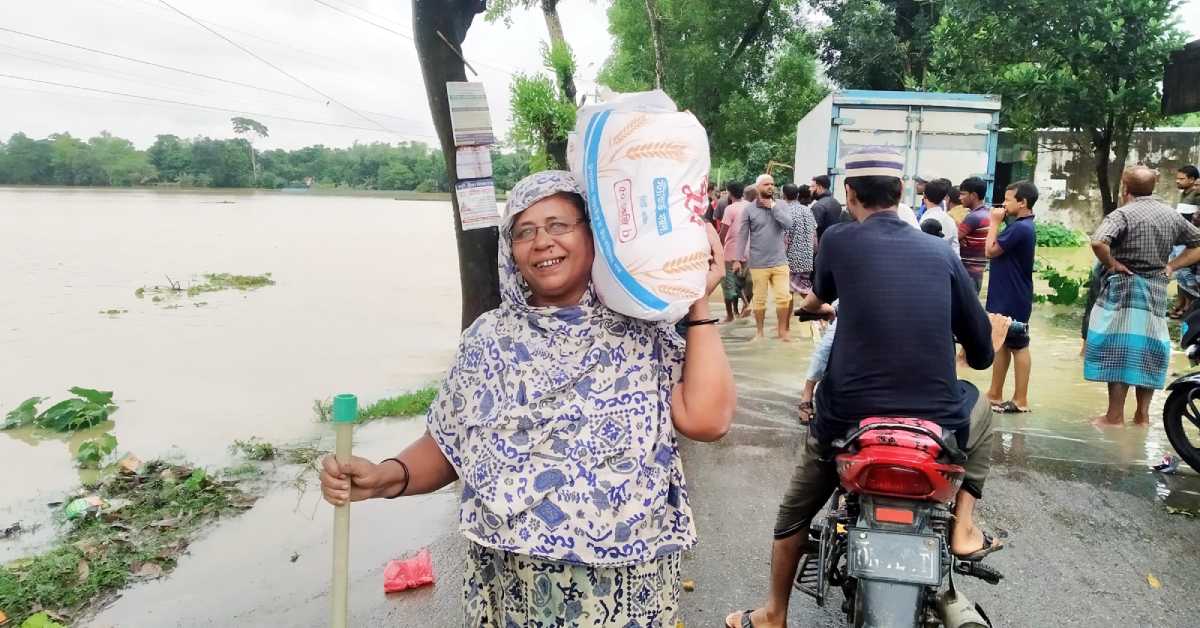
[1163,387,1200,473]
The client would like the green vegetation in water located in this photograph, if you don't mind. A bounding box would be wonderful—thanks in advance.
[229,438,277,461]
[185,273,274,296]
[1036,222,1088,248]
[0,461,256,625]
[75,434,119,470]
[359,388,438,420]
[1033,259,1089,306]
[311,388,438,424]
[135,273,274,305]
[97,309,127,316]
[2,388,117,432]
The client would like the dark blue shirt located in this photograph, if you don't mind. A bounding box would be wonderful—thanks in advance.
[812,211,994,445]
[985,215,1036,323]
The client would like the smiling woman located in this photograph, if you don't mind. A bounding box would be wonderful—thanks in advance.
[319,169,736,625]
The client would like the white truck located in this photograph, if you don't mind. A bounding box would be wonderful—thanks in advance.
[794,90,1002,207]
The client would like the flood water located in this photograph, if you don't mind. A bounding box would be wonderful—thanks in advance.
[0,187,464,561]
[3,188,1198,625]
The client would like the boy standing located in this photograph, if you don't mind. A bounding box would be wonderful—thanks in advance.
[985,180,1038,413]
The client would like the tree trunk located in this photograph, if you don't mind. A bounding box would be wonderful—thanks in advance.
[1091,127,1116,216]
[412,0,500,330]
[540,0,577,103]
[248,143,258,185]
[1110,119,1134,213]
[644,0,667,89]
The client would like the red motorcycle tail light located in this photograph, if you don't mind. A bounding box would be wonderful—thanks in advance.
[862,465,933,497]
[874,506,915,524]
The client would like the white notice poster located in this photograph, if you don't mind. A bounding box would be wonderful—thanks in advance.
[456,179,500,231]
[446,82,496,146]
[456,145,493,179]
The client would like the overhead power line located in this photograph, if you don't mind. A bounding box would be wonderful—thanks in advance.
[313,0,412,40]
[310,0,518,77]
[0,26,314,102]
[0,72,439,141]
[156,0,393,134]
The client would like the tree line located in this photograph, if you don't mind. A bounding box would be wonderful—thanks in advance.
[497,0,1190,213]
[0,130,534,192]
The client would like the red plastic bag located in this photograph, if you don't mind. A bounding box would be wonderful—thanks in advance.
[383,548,435,593]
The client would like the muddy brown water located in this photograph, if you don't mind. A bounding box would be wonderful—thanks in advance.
[3,188,1198,624]
[0,187,463,563]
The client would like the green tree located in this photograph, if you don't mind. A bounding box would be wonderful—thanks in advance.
[147,134,192,183]
[929,0,1187,214]
[485,0,579,102]
[0,133,54,184]
[813,0,940,90]
[508,71,576,169]
[601,0,826,177]
[231,117,269,183]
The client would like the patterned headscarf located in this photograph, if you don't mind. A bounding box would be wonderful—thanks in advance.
[426,170,695,566]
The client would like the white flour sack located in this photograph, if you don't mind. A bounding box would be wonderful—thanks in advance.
[568,90,712,322]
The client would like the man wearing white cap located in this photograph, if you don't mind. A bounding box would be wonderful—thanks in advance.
[727,146,1000,628]
[734,173,795,341]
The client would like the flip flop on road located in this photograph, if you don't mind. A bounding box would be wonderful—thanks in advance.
[954,532,1005,562]
[991,401,1031,414]
[726,610,758,628]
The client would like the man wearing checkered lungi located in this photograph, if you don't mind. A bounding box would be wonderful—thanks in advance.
[1088,166,1200,426]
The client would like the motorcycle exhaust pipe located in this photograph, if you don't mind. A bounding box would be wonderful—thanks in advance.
[937,590,990,628]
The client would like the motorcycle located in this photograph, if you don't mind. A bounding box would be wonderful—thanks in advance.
[792,417,1004,627]
[1163,308,1200,472]
[790,308,1005,626]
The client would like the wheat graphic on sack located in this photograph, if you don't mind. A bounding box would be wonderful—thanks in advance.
[624,142,688,162]
[609,114,649,147]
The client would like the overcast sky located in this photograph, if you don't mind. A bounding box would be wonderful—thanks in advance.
[2,0,1198,151]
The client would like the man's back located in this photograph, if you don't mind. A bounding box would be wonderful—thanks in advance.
[813,212,993,443]
[812,193,845,239]
[1095,196,1200,275]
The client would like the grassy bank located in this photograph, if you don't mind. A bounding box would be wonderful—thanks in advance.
[0,462,257,626]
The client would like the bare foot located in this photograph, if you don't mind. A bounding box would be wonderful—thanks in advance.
[1132,414,1151,426]
[950,521,984,556]
[721,315,734,324]
[739,309,753,320]
[778,335,792,343]
[1091,415,1125,428]
[725,609,784,628]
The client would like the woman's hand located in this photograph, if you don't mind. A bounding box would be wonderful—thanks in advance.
[701,222,724,300]
[320,455,391,506]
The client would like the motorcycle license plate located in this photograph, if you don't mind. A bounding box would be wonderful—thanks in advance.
[846,528,941,586]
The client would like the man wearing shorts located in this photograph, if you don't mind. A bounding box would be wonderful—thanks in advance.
[734,174,794,341]
[985,181,1038,413]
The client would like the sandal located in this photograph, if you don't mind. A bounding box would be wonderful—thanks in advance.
[726,610,757,628]
[954,532,1005,562]
[991,400,1031,414]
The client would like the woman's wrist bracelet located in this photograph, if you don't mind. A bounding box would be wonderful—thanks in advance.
[379,457,411,499]
[682,318,719,327]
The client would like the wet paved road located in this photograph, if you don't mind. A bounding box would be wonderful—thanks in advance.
[86,317,1200,627]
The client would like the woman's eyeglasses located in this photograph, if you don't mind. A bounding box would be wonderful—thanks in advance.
[509,219,587,243]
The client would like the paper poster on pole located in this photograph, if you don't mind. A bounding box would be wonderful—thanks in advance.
[456,145,493,179]
[446,82,496,146]
[455,179,500,230]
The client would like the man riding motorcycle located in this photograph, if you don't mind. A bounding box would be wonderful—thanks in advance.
[727,146,1001,628]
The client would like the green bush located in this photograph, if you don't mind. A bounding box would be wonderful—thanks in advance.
[1036,221,1087,247]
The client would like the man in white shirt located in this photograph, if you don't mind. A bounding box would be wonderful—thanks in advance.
[918,178,960,254]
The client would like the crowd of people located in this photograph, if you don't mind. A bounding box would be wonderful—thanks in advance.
[312,155,1200,627]
[703,163,1041,419]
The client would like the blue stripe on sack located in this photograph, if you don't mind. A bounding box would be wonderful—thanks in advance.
[583,109,670,312]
